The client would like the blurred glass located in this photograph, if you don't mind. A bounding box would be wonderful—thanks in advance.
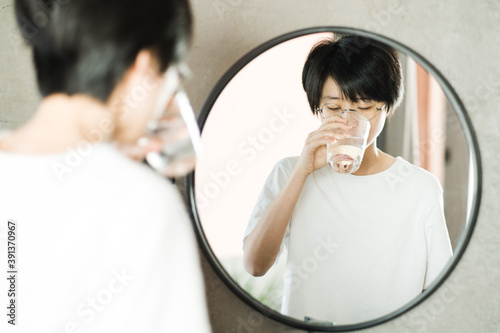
[140,66,202,177]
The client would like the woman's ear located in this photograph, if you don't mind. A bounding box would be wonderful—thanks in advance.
[107,49,162,110]
[387,108,394,118]
[133,50,157,75]
[122,50,160,87]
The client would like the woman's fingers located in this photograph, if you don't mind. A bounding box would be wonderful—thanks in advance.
[319,116,351,131]
[116,136,163,161]
[302,120,348,157]
[296,115,352,175]
[306,128,346,145]
[321,114,347,123]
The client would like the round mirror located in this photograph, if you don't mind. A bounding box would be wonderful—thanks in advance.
[186,27,481,331]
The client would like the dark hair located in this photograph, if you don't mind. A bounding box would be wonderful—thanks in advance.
[15,0,192,102]
[302,35,403,117]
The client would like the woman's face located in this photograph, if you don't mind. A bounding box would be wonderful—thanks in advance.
[319,77,387,148]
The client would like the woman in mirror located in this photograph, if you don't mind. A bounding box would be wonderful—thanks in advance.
[243,35,452,325]
[0,0,210,331]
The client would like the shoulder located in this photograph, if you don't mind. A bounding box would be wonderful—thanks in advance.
[273,156,300,175]
[85,144,185,214]
[89,146,193,245]
[257,156,300,191]
[391,157,443,194]
[263,156,300,183]
[92,144,172,186]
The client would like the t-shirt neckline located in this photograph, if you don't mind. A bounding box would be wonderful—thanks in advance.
[317,156,404,182]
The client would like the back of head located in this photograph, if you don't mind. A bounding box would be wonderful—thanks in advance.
[302,34,404,117]
[15,0,192,102]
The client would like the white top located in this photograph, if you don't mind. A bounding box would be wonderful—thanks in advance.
[0,139,211,332]
[244,156,452,325]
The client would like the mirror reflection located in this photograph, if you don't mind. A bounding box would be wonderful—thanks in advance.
[194,32,474,326]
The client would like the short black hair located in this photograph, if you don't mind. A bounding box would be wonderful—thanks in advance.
[302,34,404,117]
[15,0,192,102]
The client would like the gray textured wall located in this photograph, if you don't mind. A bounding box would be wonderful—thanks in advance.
[1,0,498,332]
[0,0,39,129]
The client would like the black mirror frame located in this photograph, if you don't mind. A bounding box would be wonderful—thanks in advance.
[185,26,482,332]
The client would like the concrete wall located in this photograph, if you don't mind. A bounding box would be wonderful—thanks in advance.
[1,0,498,332]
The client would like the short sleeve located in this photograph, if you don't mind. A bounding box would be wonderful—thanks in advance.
[242,157,298,262]
[423,191,453,289]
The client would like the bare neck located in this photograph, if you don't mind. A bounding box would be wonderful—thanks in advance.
[353,140,396,176]
[0,94,115,154]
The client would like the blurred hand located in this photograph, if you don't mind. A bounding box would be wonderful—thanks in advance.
[116,136,162,162]
[117,128,196,178]
[117,88,199,178]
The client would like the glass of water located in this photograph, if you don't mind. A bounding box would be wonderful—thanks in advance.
[327,111,370,174]
[141,89,202,177]
[134,64,202,177]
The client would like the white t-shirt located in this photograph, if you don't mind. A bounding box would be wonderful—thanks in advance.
[244,156,452,325]
[0,140,211,332]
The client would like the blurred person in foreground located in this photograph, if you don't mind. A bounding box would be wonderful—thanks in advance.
[0,0,211,332]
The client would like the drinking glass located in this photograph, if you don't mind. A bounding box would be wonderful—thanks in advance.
[139,65,202,177]
[327,111,370,174]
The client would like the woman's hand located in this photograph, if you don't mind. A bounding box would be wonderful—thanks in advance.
[116,136,163,162]
[294,115,351,178]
